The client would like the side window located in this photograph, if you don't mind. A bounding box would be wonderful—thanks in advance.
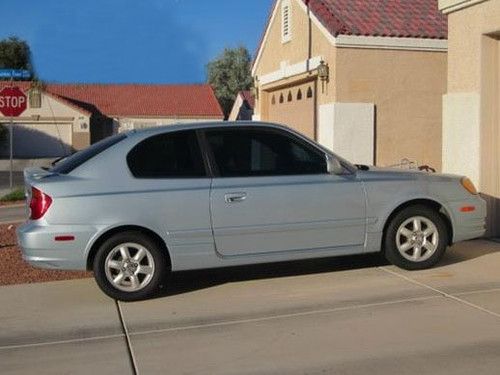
[205,128,327,177]
[127,131,205,178]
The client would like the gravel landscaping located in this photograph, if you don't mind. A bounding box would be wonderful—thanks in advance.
[0,223,90,286]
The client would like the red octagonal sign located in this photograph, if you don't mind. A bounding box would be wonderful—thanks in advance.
[0,86,27,117]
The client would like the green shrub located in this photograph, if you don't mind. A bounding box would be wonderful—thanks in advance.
[0,188,25,202]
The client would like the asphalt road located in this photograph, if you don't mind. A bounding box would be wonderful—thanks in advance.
[0,205,25,224]
[0,239,499,374]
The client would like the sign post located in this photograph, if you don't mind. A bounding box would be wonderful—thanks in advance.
[0,83,28,189]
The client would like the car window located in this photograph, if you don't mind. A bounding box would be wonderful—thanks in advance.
[205,128,327,177]
[51,133,127,174]
[127,130,206,178]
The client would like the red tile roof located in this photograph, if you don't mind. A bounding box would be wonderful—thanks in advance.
[307,0,447,39]
[239,90,255,109]
[0,82,224,118]
[253,0,447,70]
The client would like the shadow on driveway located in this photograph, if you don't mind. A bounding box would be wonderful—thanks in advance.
[150,239,500,300]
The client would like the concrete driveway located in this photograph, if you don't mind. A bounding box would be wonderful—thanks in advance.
[1,240,500,375]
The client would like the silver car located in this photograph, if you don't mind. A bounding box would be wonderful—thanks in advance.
[17,122,486,301]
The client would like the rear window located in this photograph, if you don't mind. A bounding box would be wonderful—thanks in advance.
[51,133,127,174]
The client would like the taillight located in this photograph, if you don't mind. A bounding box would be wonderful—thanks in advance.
[29,187,52,220]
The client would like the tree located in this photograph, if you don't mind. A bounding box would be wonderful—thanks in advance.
[206,46,253,118]
[0,36,35,79]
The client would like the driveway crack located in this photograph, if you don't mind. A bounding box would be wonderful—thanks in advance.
[115,300,139,375]
[378,266,500,320]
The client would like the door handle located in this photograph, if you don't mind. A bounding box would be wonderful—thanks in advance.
[224,192,247,203]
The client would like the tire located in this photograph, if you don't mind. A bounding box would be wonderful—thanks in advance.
[383,205,448,270]
[93,231,168,301]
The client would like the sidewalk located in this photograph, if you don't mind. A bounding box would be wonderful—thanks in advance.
[0,240,499,374]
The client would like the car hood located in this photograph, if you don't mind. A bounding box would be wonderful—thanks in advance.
[355,166,463,183]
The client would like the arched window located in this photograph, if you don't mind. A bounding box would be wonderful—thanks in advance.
[271,95,276,105]
[296,89,302,100]
[306,87,313,98]
[279,93,284,103]
[287,91,292,102]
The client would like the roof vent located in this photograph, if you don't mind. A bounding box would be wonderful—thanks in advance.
[281,0,292,43]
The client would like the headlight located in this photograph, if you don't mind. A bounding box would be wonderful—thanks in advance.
[461,177,478,195]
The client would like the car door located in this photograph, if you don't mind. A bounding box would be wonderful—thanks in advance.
[204,126,366,257]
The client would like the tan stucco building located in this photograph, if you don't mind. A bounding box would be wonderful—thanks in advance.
[252,0,448,169]
[0,82,223,160]
[439,0,500,235]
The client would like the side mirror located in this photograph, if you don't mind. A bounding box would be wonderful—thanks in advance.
[326,155,344,175]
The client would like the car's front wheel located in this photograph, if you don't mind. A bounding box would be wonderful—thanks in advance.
[383,205,448,270]
[93,231,168,301]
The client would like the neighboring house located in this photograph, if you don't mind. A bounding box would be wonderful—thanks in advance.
[438,0,500,236]
[252,0,447,169]
[228,90,255,121]
[0,82,223,158]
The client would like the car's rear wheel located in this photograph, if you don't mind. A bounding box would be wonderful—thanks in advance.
[383,205,448,270]
[93,231,168,301]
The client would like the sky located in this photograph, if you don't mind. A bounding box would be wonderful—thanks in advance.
[0,0,274,84]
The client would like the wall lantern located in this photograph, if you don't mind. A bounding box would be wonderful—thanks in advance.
[317,60,329,92]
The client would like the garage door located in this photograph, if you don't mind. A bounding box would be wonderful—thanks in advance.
[10,123,72,158]
[266,81,316,140]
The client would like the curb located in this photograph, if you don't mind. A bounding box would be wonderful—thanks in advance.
[0,203,25,209]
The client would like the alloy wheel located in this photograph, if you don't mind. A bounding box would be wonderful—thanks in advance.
[104,242,155,292]
[396,216,439,262]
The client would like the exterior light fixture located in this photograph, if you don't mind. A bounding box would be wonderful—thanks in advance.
[317,60,329,92]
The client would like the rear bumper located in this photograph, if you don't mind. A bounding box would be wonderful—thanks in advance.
[448,196,487,243]
[16,222,100,270]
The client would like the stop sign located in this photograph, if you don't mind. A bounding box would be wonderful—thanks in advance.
[0,86,27,117]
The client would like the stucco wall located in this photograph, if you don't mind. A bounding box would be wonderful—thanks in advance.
[319,103,375,164]
[445,0,500,92]
[442,0,500,235]
[228,95,245,121]
[254,0,337,118]
[335,47,447,170]
[72,132,90,151]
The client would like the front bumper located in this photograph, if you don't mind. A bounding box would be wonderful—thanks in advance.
[448,195,487,243]
[16,221,100,270]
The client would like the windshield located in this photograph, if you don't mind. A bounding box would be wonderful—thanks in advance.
[50,133,127,174]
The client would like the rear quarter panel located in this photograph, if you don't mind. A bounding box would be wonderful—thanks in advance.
[30,134,213,270]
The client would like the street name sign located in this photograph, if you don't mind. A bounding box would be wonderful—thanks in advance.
[0,69,31,80]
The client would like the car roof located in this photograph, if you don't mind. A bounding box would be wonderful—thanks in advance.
[125,121,292,137]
